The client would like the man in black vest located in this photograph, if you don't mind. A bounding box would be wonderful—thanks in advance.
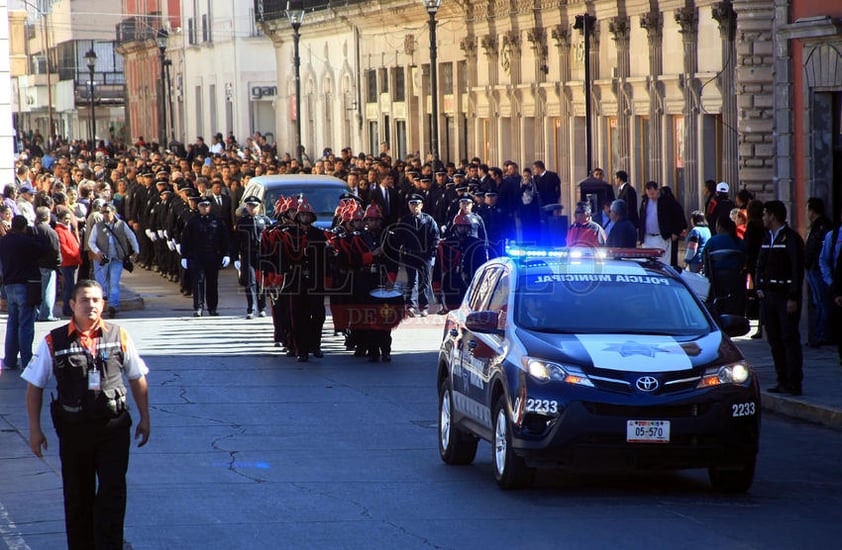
[22,279,150,549]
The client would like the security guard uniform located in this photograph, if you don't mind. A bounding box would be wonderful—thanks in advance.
[21,319,149,549]
[181,197,230,316]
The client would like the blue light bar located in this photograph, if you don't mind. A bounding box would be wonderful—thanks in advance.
[505,245,664,261]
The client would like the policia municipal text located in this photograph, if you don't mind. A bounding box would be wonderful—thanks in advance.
[22,279,150,549]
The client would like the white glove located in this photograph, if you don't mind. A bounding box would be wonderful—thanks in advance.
[167,240,176,251]
[234,260,241,272]
[221,256,230,268]
[149,230,158,242]
[181,258,188,270]
[144,229,154,240]
[176,243,182,255]
[157,230,164,238]
[163,230,169,238]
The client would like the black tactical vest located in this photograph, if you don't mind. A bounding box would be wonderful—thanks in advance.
[50,323,128,421]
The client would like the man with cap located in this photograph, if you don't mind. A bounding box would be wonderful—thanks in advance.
[567,202,607,247]
[180,196,230,316]
[127,172,152,267]
[16,184,37,225]
[235,195,272,319]
[395,194,440,316]
[88,202,140,318]
[706,181,735,235]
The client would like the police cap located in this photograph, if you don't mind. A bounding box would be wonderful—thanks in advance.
[243,195,262,205]
[196,196,212,206]
[407,194,424,204]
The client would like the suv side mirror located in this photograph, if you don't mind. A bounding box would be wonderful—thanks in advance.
[465,311,503,334]
[718,314,750,338]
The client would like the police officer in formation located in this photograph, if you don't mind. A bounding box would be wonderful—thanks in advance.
[235,195,271,319]
[394,194,440,317]
[180,196,230,316]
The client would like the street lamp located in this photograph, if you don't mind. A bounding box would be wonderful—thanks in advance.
[573,13,596,174]
[286,2,305,164]
[156,29,168,148]
[84,48,97,149]
[423,0,441,166]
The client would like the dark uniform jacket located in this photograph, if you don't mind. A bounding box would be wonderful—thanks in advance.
[755,224,805,302]
[181,213,230,263]
[394,212,440,264]
[236,213,272,266]
[805,215,832,270]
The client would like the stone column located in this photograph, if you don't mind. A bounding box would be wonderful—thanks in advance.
[609,16,631,171]
[552,24,573,206]
[772,0,793,205]
[641,8,664,185]
[527,27,548,157]
[732,0,777,198]
[712,1,739,191]
[460,35,478,160]
[675,6,700,212]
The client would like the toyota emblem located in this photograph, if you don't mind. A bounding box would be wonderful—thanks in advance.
[636,376,659,392]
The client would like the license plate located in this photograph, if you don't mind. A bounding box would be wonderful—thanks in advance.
[626,420,670,443]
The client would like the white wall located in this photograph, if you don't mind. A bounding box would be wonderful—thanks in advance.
[0,0,15,183]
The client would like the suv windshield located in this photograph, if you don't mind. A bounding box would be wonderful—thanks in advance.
[515,271,712,336]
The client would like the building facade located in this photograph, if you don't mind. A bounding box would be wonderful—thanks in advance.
[176,0,277,147]
[15,0,124,145]
[259,0,765,216]
[116,0,181,148]
[778,0,842,231]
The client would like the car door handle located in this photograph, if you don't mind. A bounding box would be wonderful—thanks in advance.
[449,329,458,337]
[468,340,478,350]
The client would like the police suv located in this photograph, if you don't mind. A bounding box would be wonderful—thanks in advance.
[437,247,760,491]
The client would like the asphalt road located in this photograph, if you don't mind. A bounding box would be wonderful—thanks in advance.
[1,271,842,549]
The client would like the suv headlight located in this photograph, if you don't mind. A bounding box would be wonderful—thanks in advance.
[523,357,594,387]
[697,362,751,388]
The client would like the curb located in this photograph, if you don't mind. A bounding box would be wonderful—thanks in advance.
[761,393,842,432]
[116,286,144,312]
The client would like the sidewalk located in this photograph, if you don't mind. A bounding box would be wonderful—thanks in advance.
[733,326,842,431]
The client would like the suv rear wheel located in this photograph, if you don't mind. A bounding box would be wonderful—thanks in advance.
[493,395,535,489]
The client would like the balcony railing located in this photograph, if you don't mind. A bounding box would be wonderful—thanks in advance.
[253,0,367,23]
[116,16,159,45]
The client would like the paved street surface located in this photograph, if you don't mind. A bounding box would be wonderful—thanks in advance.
[1,267,842,549]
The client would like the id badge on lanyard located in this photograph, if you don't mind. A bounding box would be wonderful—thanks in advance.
[87,342,104,391]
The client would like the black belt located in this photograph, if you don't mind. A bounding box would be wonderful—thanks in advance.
[646,233,661,237]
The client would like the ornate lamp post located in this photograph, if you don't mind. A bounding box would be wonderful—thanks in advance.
[423,0,441,165]
[156,29,169,148]
[84,48,97,148]
[286,2,305,164]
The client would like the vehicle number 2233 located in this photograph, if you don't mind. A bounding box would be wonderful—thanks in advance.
[526,398,558,414]
[731,402,756,417]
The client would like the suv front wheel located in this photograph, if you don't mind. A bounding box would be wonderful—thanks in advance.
[438,378,478,465]
[493,395,535,489]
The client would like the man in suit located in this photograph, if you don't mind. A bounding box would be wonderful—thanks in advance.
[615,170,639,228]
[209,179,234,231]
[532,160,561,206]
[606,199,638,248]
[579,167,615,222]
[638,181,679,260]
[368,171,402,227]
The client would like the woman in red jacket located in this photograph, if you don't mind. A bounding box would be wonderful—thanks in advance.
[55,208,82,316]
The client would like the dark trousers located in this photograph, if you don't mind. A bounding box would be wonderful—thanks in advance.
[60,265,78,316]
[190,256,220,312]
[243,264,266,314]
[761,292,803,390]
[289,292,325,355]
[367,329,392,357]
[271,293,292,346]
[55,412,131,550]
[404,259,433,309]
